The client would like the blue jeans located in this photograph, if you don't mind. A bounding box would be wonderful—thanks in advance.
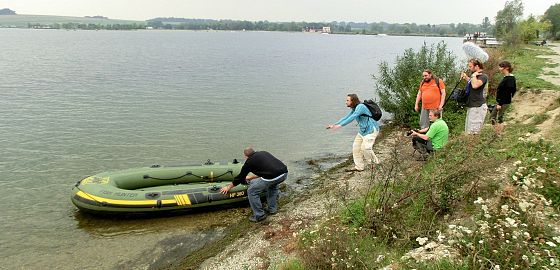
[247,173,287,218]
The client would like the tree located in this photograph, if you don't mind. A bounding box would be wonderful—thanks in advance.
[0,8,16,15]
[374,42,461,126]
[519,15,551,43]
[481,17,492,33]
[544,4,560,39]
[518,16,538,43]
[495,0,523,44]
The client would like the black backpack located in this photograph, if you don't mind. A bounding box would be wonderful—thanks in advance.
[450,87,469,106]
[361,99,382,121]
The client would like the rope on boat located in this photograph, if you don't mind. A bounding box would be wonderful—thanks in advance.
[143,170,234,181]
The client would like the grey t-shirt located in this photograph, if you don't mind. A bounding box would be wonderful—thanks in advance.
[466,73,488,108]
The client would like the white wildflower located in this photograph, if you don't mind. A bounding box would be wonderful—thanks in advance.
[494,264,500,270]
[553,236,560,243]
[416,237,428,246]
[522,255,529,261]
[519,200,534,212]
[537,167,546,173]
[437,232,446,242]
[513,160,522,166]
[474,197,484,204]
[501,204,509,215]
[512,175,518,181]
[425,242,438,250]
[505,217,517,228]
[376,254,385,262]
[546,241,557,247]
[531,158,538,161]
[479,221,490,232]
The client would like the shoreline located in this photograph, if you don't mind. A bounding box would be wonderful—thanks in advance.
[162,125,403,269]
[165,43,560,270]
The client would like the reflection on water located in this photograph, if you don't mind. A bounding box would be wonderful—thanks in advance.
[73,203,251,238]
[70,206,253,270]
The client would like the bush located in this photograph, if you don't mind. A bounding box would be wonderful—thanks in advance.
[374,41,463,127]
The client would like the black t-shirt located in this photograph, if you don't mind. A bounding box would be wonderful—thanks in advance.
[466,73,488,108]
[496,75,517,105]
[232,151,288,186]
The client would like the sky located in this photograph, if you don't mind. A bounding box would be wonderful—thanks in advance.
[2,0,559,24]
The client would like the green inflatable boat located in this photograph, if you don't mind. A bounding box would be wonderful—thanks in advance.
[71,160,248,214]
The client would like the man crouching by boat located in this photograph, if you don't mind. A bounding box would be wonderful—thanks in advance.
[220,147,288,222]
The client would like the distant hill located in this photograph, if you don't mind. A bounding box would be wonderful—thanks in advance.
[148,17,218,24]
[0,8,16,15]
[0,14,143,28]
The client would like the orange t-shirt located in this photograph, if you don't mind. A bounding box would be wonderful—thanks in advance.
[419,79,445,109]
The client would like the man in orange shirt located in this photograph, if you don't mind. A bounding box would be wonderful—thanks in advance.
[414,69,446,129]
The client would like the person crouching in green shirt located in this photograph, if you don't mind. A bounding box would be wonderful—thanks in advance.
[410,109,448,156]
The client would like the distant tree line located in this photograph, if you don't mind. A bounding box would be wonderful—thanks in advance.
[0,8,16,15]
[147,18,490,36]
[27,22,146,30]
[84,16,108,19]
[494,0,558,44]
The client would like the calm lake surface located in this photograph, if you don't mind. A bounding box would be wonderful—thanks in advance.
[0,28,463,269]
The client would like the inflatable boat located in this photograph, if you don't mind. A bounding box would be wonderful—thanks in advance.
[71,160,248,214]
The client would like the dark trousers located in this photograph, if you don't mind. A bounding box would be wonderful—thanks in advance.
[412,136,433,154]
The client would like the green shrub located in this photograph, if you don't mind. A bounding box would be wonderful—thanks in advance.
[374,41,463,127]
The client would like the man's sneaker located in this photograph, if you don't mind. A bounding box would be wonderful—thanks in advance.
[265,209,278,215]
[249,214,267,222]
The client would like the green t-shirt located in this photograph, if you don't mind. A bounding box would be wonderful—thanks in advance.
[426,119,449,150]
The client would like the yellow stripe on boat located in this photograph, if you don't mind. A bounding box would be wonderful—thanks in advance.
[174,194,191,206]
[75,190,175,205]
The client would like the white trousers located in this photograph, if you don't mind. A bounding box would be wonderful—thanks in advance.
[465,104,488,134]
[352,130,380,170]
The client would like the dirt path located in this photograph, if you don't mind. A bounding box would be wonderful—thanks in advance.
[513,43,560,141]
[195,44,560,270]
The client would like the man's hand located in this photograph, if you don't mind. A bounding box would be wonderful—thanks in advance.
[414,103,419,112]
[496,105,502,110]
[220,183,233,194]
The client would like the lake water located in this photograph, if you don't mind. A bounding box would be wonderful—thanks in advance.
[0,28,463,269]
